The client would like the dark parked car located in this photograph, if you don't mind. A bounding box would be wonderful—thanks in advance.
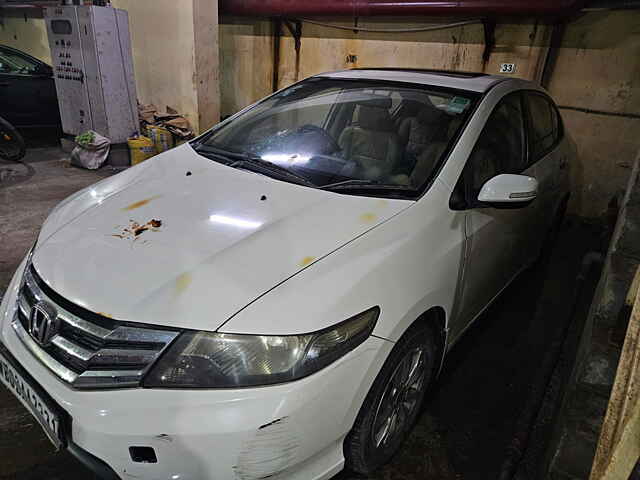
[0,45,61,129]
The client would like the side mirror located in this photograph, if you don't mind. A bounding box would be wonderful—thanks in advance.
[36,64,53,76]
[477,174,538,206]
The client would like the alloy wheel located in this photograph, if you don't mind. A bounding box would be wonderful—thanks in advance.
[371,346,426,449]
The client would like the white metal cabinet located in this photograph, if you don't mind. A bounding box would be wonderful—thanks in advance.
[44,5,138,143]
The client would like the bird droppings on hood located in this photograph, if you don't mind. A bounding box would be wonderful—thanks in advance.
[233,417,298,480]
[112,219,163,241]
[299,256,316,267]
[121,195,161,211]
[360,212,377,223]
[175,273,192,295]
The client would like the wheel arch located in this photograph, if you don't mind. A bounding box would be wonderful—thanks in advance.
[411,306,448,378]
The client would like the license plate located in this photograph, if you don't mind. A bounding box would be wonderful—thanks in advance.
[0,349,63,449]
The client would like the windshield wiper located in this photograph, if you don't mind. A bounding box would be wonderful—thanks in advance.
[191,144,235,164]
[230,157,318,188]
[193,144,317,188]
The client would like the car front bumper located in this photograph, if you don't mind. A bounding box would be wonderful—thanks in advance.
[0,260,393,480]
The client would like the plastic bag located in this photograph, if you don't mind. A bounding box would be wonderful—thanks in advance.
[70,130,111,170]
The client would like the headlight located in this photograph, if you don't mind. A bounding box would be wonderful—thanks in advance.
[143,307,379,388]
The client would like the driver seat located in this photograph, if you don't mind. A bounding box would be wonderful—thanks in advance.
[338,97,401,181]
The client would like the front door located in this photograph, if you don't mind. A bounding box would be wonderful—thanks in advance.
[451,92,538,340]
[0,48,60,128]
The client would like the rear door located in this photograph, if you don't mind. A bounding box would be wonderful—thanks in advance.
[523,91,565,254]
[451,91,538,339]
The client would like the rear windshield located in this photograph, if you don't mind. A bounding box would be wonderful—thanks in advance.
[195,78,477,198]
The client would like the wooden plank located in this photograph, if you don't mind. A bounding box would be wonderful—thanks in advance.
[590,266,640,480]
[193,0,220,132]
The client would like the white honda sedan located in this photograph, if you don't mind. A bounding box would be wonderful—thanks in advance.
[0,69,571,480]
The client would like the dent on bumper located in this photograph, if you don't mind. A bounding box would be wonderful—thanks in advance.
[0,274,392,480]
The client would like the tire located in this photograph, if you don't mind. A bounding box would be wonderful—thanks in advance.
[0,116,26,162]
[344,323,437,475]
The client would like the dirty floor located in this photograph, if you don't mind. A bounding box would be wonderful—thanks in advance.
[0,146,601,479]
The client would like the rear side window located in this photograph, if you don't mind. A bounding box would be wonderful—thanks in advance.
[526,93,560,160]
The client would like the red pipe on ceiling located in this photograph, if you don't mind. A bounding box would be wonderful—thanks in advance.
[219,0,585,17]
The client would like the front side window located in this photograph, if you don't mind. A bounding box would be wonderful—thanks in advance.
[0,50,39,75]
[194,78,477,197]
[465,92,527,196]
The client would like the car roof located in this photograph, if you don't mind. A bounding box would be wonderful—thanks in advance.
[315,68,523,93]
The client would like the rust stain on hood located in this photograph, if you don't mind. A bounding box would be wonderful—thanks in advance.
[360,212,378,223]
[175,273,192,295]
[122,195,161,211]
[299,256,316,267]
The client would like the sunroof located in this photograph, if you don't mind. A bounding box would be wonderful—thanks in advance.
[351,68,488,78]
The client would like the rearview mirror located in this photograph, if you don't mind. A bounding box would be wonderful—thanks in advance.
[477,174,538,206]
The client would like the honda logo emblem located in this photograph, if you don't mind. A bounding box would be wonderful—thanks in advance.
[28,301,60,347]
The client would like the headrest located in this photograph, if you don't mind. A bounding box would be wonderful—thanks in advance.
[356,95,393,109]
[417,104,445,125]
[358,105,394,131]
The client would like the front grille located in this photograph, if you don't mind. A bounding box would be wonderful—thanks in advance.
[12,266,181,389]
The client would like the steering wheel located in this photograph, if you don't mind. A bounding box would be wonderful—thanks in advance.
[296,124,341,155]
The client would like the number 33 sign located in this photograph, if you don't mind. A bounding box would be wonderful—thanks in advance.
[500,63,516,74]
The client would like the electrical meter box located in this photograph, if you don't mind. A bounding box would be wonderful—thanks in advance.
[44,5,138,143]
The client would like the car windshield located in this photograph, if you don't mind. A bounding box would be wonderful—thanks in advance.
[195,78,477,197]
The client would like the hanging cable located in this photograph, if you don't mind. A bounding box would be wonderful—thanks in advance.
[297,17,481,33]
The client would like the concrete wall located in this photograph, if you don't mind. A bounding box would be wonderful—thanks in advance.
[220,18,273,119]
[111,0,219,133]
[0,14,51,64]
[546,11,640,218]
[219,18,553,115]
[112,0,202,131]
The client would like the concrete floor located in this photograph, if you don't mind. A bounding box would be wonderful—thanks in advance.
[0,146,602,480]
[0,145,113,293]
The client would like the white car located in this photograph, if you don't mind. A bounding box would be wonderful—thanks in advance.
[0,69,571,480]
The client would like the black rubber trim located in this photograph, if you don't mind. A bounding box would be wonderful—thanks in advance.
[68,441,122,480]
[349,67,489,78]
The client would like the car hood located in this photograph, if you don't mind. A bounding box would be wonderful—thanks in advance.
[32,144,411,332]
